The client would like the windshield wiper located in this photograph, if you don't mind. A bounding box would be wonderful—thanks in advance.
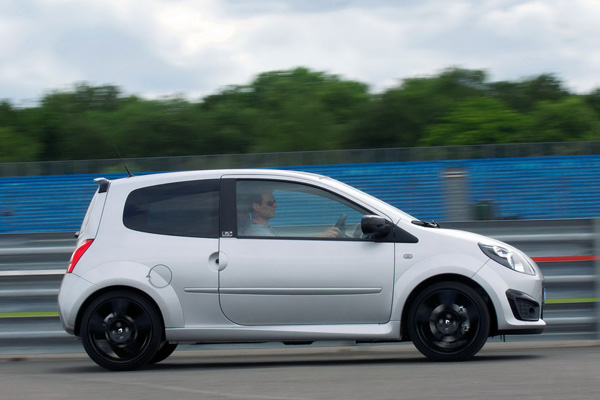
[412,219,440,228]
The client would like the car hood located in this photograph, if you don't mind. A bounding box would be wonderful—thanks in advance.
[426,227,518,250]
[429,227,533,260]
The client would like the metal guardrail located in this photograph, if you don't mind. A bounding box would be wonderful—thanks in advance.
[2,141,600,177]
[0,219,598,354]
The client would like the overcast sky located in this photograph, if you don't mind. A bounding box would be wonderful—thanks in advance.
[2,0,600,105]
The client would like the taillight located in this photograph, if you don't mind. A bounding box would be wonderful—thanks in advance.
[67,239,94,273]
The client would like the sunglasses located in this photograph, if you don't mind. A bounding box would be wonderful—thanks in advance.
[264,199,277,206]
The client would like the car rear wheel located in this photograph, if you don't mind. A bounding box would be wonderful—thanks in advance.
[80,290,163,371]
[408,281,490,361]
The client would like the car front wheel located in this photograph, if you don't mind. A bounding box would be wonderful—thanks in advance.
[408,281,490,361]
[80,290,163,371]
[149,342,178,364]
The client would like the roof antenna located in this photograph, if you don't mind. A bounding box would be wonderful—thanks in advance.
[109,137,134,177]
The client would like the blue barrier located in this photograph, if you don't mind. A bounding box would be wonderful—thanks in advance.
[286,155,600,221]
[465,156,600,220]
[1,156,599,234]
[0,173,128,234]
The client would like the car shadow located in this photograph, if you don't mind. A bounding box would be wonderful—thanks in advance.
[55,353,542,373]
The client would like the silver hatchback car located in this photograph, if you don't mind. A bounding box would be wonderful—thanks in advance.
[58,169,545,370]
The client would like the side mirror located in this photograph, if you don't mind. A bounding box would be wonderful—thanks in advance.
[361,215,391,239]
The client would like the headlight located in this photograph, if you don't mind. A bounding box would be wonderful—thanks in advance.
[479,243,535,275]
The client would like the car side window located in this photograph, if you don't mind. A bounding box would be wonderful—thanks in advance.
[123,179,219,238]
[236,180,371,239]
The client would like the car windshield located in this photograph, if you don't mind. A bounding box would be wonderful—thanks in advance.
[321,176,417,223]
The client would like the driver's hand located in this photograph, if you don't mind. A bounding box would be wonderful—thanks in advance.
[317,227,341,238]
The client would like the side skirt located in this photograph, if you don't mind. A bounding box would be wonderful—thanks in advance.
[166,321,401,343]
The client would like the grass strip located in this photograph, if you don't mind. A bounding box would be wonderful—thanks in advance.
[0,311,59,318]
[544,298,598,304]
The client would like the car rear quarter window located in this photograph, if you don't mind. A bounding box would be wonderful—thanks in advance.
[123,179,219,238]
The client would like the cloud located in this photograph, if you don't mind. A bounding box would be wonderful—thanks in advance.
[1,0,600,105]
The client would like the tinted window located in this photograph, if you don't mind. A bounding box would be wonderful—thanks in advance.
[124,179,219,238]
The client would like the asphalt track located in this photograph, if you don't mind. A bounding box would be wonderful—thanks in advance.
[1,341,598,400]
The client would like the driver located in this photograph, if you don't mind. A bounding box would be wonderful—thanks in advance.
[241,190,340,238]
[243,190,278,236]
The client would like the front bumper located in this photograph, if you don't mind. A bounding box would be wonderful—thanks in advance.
[506,288,542,321]
[473,259,546,334]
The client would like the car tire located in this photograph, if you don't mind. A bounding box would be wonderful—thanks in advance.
[408,281,490,361]
[80,290,163,371]
[149,342,178,364]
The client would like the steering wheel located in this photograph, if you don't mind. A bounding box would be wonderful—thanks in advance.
[334,213,347,236]
[352,223,364,238]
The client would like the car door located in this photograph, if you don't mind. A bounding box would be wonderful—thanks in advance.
[217,177,395,325]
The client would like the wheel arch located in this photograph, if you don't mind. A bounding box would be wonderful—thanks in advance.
[74,285,166,337]
[74,260,185,335]
[399,274,499,340]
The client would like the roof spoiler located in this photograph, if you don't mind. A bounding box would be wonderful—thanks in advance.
[94,177,111,193]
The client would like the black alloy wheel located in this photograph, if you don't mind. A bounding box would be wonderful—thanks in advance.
[80,291,163,371]
[408,281,490,361]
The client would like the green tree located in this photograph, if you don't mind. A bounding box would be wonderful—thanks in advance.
[201,67,369,153]
[71,83,121,112]
[419,97,534,146]
[197,102,259,155]
[107,97,203,158]
[251,68,370,151]
[1,68,599,164]
[346,68,489,149]
[0,100,18,126]
[583,88,600,118]
[0,126,40,162]
[35,88,114,160]
[531,97,600,142]
[488,74,569,113]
